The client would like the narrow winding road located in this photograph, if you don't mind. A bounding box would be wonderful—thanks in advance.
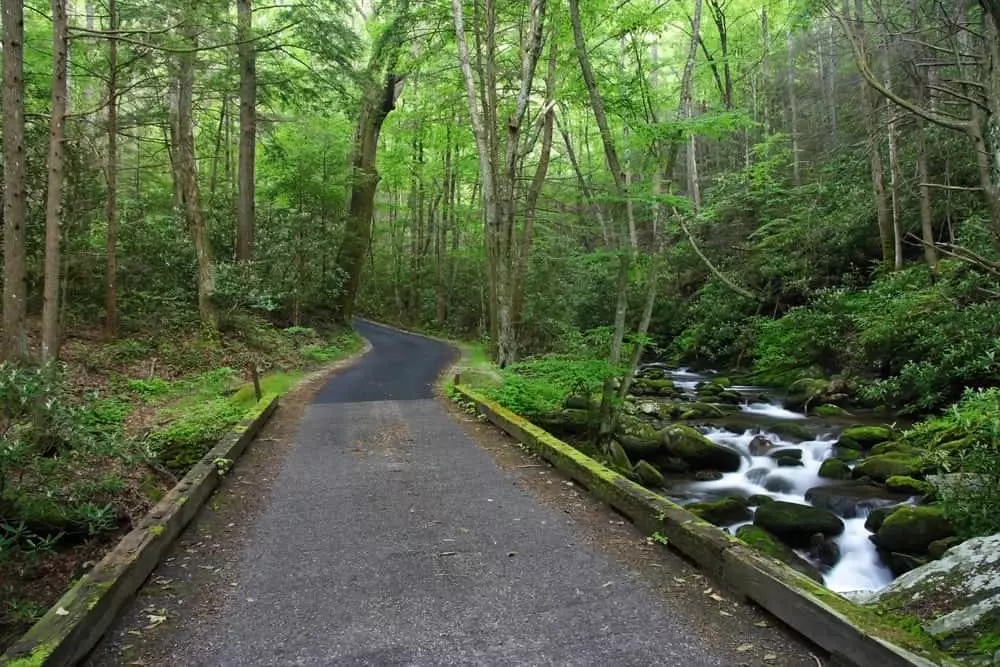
[90,321,817,666]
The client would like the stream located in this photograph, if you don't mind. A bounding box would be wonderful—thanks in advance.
[648,366,898,594]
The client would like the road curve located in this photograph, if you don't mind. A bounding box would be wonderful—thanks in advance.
[89,321,815,666]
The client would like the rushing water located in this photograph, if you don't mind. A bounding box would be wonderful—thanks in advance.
[652,367,896,594]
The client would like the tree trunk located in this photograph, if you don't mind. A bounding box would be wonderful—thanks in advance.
[512,38,556,340]
[787,30,800,187]
[104,0,119,338]
[568,0,631,444]
[41,0,68,362]
[881,42,903,270]
[846,0,894,266]
[236,0,256,262]
[175,26,217,334]
[333,71,400,323]
[2,0,27,361]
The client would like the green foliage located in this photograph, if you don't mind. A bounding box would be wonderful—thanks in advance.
[149,399,246,472]
[486,356,621,417]
[908,389,1000,538]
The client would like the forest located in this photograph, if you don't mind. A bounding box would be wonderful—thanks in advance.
[1,0,999,659]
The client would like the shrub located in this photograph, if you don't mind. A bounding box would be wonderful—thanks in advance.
[908,388,1000,538]
[486,356,620,417]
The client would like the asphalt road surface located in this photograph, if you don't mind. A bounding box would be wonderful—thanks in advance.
[88,320,817,666]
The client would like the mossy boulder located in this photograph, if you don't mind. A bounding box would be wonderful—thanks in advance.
[714,390,746,405]
[534,408,595,436]
[632,378,679,398]
[885,475,934,496]
[873,505,955,554]
[818,458,851,480]
[804,482,907,518]
[770,448,802,461]
[832,446,862,462]
[677,402,736,420]
[884,552,929,577]
[659,425,742,471]
[735,525,823,582]
[852,453,924,482]
[696,382,724,397]
[927,536,964,560]
[606,440,632,473]
[812,404,851,417]
[864,505,897,533]
[870,441,917,456]
[768,421,812,442]
[562,395,598,411]
[615,415,662,458]
[784,378,830,411]
[637,367,666,380]
[753,500,844,547]
[747,494,774,507]
[633,460,665,488]
[686,496,751,526]
[837,425,894,450]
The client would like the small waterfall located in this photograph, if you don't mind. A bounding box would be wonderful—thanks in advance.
[825,517,894,592]
[740,402,808,420]
[650,366,897,593]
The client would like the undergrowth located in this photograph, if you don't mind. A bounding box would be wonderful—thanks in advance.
[0,317,361,649]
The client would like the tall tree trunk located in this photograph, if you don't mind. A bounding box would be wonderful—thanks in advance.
[41,0,68,362]
[787,30,801,187]
[569,0,632,444]
[881,41,903,270]
[452,0,546,367]
[2,0,27,361]
[104,0,119,338]
[333,72,401,322]
[175,26,217,334]
[846,0,894,266]
[512,38,557,340]
[236,0,256,262]
[761,8,770,133]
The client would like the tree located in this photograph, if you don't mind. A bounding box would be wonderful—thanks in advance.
[171,17,217,334]
[451,0,548,366]
[2,0,27,361]
[104,0,119,338]
[41,0,69,362]
[236,0,256,262]
[333,0,410,324]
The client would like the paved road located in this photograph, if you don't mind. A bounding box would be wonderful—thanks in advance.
[90,321,815,665]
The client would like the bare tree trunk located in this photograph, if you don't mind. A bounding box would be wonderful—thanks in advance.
[512,38,556,339]
[761,8,770,133]
[452,0,546,367]
[236,0,256,262]
[41,0,69,362]
[787,30,801,187]
[175,25,217,334]
[104,0,119,338]
[2,0,27,361]
[881,41,904,270]
[569,0,632,444]
[845,0,894,266]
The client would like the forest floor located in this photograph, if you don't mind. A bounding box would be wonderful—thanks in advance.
[87,321,820,666]
[0,318,362,651]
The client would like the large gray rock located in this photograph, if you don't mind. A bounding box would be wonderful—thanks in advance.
[865,533,1000,640]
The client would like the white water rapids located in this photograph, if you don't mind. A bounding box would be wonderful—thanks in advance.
[655,368,896,594]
